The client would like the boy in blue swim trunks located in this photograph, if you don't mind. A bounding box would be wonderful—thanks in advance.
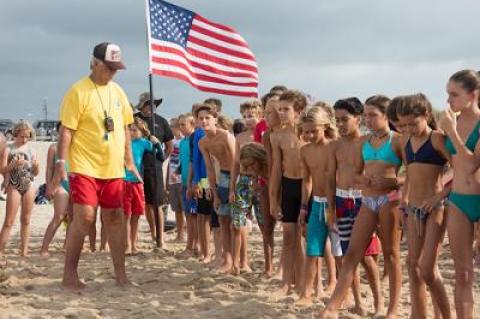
[296,106,339,306]
[197,104,236,274]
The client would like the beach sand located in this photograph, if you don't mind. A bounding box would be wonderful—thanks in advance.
[0,142,479,318]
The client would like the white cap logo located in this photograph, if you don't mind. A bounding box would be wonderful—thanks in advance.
[105,44,122,63]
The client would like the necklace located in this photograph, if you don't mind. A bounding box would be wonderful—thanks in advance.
[372,130,389,140]
[93,82,112,141]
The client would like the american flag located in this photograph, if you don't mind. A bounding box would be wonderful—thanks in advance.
[146,0,258,97]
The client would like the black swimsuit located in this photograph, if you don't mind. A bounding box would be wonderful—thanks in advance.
[405,133,446,166]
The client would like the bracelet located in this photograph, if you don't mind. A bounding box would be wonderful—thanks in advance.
[55,159,66,164]
[300,203,308,211]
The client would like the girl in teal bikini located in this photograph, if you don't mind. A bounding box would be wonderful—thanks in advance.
[438,69,480,319]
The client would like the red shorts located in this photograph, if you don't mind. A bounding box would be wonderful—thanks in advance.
[69,173,124,209]
[365,234,381,256]
[123,181,145,216]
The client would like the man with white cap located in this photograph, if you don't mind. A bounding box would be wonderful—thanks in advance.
[55,42,139,289]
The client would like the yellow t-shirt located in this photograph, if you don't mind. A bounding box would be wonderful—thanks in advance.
[59,76,134,179]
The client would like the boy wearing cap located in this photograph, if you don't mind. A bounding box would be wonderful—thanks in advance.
[56,42,140,289]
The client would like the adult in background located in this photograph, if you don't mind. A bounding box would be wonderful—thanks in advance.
[56,42,140,289]
[135,92,174,248]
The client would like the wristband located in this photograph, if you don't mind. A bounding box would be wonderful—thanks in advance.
[55,159,66,164]
[300,203,308,211]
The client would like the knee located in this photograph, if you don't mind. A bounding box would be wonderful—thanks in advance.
[74,216,96,233]
[383,247,401,263]
[407,257,421,281]
[419,264,436,285]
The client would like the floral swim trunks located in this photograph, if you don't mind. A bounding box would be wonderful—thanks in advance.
[232,175,263,228]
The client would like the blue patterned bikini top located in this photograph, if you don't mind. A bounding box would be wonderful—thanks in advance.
[362,131,402,166]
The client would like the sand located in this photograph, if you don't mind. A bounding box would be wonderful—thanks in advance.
[0,142,479,319]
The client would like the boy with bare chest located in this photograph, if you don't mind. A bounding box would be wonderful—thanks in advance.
[197,104,236,273]
[270,90,307,295]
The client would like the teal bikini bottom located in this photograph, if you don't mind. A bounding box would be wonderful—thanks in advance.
[448,192,480,222]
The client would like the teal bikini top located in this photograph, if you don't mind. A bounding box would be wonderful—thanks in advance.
[445,121,480,155]
[362,131,402,166]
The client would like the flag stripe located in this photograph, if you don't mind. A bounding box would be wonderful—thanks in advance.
[188,34,255,61]
[152,40,258,75]
[152,67,258,96]
[152,52,258,83]
[151,57,258,86]
[148,0,258,97]
[187,42,257,68]
[190,24,249,49]
[194,14,236,33]
[191,19,248,46]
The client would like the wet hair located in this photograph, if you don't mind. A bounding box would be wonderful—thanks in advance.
[299,106,338,139]
[279,90,308,113]
[194,103,218,118]
[333,97,364,116]
[239,142,268,175]
[203,98,222,112]
[132,116,151,137]
[240,99,262,116]
[56,121,62,132]
[449,69,480,104]
[217,114,233,131]
[233,119,247,136]
[269,85,288,94]
[261,92,280,109]
[13,121,35,139]
[391,93,437,129]
[365,95,391,114]
[178,113,195,127]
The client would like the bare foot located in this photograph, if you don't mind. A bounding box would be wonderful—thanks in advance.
[231,266,240,276]
[240,265,252,274]
[295,297,313,306]
[116,277,131,288]
[62,279,86,291]
[353,305,367,316]
[202,256,212,264]
[263,270,273,278]
[131,248,139,256]
[20,251,29,258]
[272,269,283,280]
[39,251,50,258]
[273,284,290,297]
[216,263,233,274]
[320,309,339,319]
[125,249,132,256]
[374,300,385,316]
[385,310,398,319]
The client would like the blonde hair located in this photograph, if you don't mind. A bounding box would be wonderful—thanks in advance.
[12,120,35,139]
[178,112,195,126]
[217,114,233,131]
[239,142,268,174]
[299,106,337,139]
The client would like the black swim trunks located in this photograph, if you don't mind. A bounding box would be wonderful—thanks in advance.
[281,176,302,223]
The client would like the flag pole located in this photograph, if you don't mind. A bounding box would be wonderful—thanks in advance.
[145,0,161,248]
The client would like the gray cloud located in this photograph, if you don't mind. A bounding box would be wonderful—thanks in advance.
[0,0,479,121]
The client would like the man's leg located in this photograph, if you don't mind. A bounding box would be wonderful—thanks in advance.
[62,204,96,289]
[102,208,128,286]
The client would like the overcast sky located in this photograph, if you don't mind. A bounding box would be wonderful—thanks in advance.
[1,0,479,121]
